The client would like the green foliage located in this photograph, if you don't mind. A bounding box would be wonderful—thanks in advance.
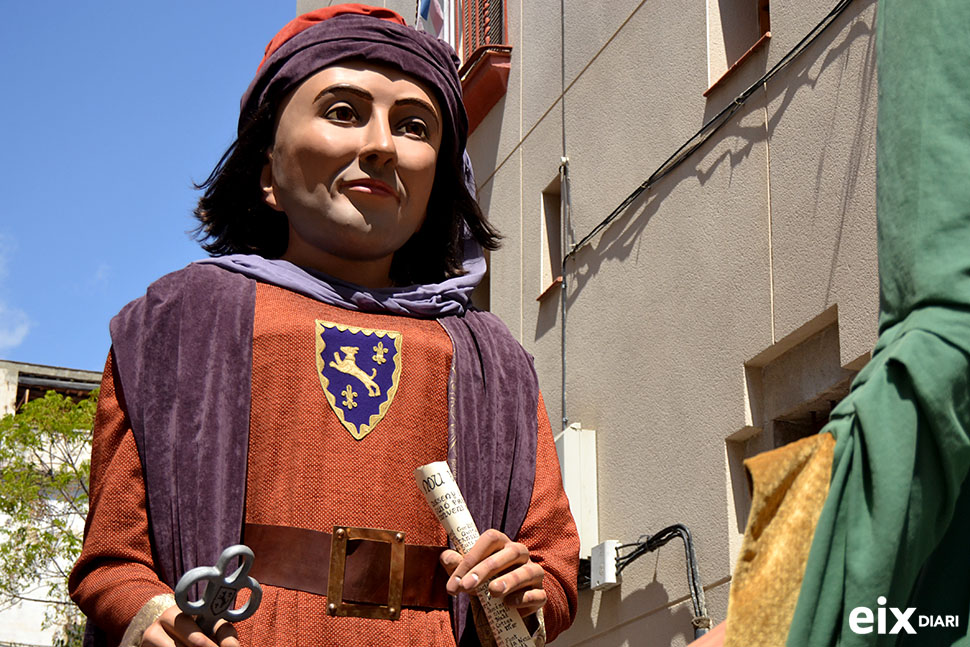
[0,390,96,647]
[52,620,85,647]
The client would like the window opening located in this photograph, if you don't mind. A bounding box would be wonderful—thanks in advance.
[420,0,507,64]
[470,249,491,311]
[725,316,860,569]
[540,176,563,296]
[707,0,771,87]
[462,0,506,62]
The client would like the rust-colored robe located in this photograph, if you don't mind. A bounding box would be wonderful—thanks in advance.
[70,280,579,646]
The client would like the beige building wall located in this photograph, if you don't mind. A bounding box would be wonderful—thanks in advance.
[467,0,878,645]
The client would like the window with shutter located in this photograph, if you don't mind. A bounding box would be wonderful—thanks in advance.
[455,0,512,134]
[461,0,506,58]
[418,0,511,133]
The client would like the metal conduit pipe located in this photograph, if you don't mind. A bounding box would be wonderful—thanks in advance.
[559,157,570,428]
[559,0,570,429]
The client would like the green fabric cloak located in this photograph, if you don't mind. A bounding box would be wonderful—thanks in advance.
[786,0,970,645]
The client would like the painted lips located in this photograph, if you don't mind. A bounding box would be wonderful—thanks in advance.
[341,179,399,200]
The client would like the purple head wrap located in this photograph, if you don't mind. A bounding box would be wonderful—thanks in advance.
[239,10,467,168]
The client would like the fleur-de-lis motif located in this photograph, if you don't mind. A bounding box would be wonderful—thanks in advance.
[341,385,358,409]
[372,341,388,365]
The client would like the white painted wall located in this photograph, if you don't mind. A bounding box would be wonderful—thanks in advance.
[0,577,59,647]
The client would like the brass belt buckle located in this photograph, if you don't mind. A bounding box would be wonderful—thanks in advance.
[327,526,405,620]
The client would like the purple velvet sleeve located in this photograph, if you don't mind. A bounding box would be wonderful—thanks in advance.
[108,264,255,591]
[439,311,539,644]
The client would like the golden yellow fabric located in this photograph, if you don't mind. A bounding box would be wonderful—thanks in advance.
[724,432,835,647]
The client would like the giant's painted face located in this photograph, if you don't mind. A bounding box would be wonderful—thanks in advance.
[261,61,443,287]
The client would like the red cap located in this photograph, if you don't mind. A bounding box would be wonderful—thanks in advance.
[257,4,406,71]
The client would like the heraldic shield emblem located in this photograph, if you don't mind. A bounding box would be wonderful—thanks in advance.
[315,320,403,441]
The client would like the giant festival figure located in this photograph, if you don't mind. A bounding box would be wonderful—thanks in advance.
[69,5,580,646]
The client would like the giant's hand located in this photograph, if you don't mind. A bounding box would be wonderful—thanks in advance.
[140,605,239,647]
[441,528,547,617]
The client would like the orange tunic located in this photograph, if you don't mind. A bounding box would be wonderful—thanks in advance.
[71,283,578,646]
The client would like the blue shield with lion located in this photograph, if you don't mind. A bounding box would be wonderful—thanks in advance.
[315,320,402,441]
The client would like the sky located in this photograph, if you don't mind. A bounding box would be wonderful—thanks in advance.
[0,1,300,371]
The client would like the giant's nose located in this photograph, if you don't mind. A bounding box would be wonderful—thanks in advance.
[359,115,397,168]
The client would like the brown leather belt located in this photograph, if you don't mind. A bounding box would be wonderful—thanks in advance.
[244,523,450,620]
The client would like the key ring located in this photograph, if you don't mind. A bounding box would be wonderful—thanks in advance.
[174,544,262,635]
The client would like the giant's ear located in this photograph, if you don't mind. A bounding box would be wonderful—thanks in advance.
[261,151,285,212]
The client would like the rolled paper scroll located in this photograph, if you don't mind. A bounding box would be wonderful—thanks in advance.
[414,461,536,647]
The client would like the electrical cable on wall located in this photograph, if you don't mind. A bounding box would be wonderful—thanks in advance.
[560,0,860,428]
[616,524,709,637]
[579,525,710,640]
[557,2,859,638]
[560,0,856,270]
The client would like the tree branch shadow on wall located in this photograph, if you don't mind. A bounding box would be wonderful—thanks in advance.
[561,113,762,314]
[757,0,876,310]
[561,0,875,315]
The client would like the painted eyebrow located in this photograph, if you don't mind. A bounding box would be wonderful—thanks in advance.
[314,84,440,130]
[314,84,373,104]
[394,98,440,131]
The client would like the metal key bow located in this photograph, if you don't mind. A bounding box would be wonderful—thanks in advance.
[174,544,262,635]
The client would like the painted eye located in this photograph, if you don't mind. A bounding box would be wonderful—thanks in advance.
[400,119,430,140]
[325,104,357,123]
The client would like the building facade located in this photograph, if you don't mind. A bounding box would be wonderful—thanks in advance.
[460,1,877,645]
[0,361,100,647]
[314,1,880,644]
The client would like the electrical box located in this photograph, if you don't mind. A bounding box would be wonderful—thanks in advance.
[590,539,620,591]
[554,422,598,557]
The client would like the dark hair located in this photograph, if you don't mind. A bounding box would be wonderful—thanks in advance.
[193,100,500,286]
